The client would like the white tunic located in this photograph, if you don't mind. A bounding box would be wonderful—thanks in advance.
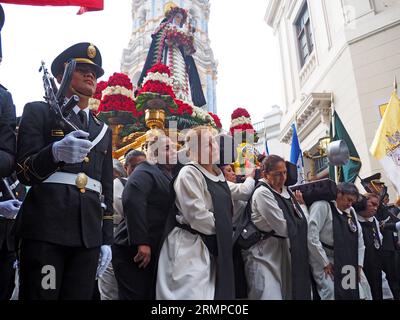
[156,163,225,300]
[241,179,308,300]
[113,178,125,226]
[308,200,366,300]
[227,177,255,225]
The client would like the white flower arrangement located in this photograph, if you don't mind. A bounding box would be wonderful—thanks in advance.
[142,72,174,87]
[230,116,252,128]
[191,105,217,126]
[101,85,133,99]
[88,97,100,111]
[191,105,209,121]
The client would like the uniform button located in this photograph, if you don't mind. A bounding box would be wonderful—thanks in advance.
[80,188,86,193]
[84,157,90,163]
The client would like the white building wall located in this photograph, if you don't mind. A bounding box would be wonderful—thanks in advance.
[266,0,400,198]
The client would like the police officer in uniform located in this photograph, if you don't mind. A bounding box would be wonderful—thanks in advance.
[16,43,113,300]
[0,173,25,300]
[0,4,25,300]
[0,4,16,178]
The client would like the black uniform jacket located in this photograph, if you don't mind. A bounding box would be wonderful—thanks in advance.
[16,101,113,248]
[0,84,16,178]
[114,161,172,252]
[0,173,26,251]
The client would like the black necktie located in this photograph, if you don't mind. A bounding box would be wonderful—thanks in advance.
[78,110,88,131]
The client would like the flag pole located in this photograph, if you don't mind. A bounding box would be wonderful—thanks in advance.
[330,93,339,184]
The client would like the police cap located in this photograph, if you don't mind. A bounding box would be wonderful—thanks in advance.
[51,42,104,79]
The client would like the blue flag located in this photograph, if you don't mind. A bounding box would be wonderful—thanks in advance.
[265,139,270,155]
[290,124,305,184]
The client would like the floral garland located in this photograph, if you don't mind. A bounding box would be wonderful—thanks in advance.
[231,108,251,120]
[209,112,222,129]
[137,80,176,101]
[107,72,133,90]
[135,63,178,111]
[142,72,174,87]
[97,73,142,120]
[146,63,171,76]
[165,26,195,55]
[229,107,256,136]
[102,85,133,99]
[169,99,193,116]
[230,116,252,128]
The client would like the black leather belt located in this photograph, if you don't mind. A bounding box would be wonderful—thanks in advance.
[176,222,218,256]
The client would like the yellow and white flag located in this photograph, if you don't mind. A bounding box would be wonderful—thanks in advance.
[370,89,400,193]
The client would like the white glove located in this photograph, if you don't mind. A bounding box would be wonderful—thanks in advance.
[395,221,400,232]
[52,130,93,164]
[96,245,112,279]
[0,199,22,219]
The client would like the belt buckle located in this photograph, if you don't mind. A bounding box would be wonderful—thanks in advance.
[75,173,88,193]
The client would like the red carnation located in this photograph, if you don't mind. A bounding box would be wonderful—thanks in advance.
[138,80,176,99]
[174,99,194,116]
[231,108,251,120]
[93,81,108,101]
[209,112,222,129]
[107,72,133,91]
[146,63,171,77]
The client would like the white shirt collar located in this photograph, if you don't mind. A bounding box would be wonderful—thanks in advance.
[357,214,374,223]
[73,105,90,117]
[188,162,225,182]
[261,178,290,198]
[332,200,352,215]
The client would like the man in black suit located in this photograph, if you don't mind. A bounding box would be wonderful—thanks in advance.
[113,134,176,300]
[16,43,113,300]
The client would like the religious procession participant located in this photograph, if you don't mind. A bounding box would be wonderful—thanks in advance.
[113,134,176,300]
[308,182,368,300]
[16,43,113,300]
[220,164,255,225]
[363,174,400,299]
[239,155,311,300]
[157,126,235,300]
[99,152,146,300]
[355,193,395,300]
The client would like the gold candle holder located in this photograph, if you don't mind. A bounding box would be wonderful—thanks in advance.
[145,108,166,129]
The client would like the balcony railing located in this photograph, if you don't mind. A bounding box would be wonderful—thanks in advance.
[253,121,265,133]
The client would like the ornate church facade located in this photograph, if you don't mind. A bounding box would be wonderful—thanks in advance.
[121,0,218,113]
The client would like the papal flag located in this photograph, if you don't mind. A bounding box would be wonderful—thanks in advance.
[370,86,400,193]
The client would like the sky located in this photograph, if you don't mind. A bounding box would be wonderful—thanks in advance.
[0,0,283,130]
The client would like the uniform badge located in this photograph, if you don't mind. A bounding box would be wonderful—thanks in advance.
[348,218,358,233]
[87,44,96,59]
[51,130,64,137]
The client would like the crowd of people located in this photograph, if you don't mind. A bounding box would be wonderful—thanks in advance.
[1,3,400,300]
